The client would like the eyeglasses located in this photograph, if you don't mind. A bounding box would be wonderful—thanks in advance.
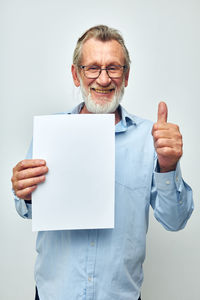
[79,65,127,79]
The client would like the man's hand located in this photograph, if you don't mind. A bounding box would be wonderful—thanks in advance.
[11,159,48,201]
[152,102,183,173]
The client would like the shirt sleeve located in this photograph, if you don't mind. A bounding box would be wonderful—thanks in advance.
[14,192,32,219]
[150,160,194,231]
[14,140,33,219]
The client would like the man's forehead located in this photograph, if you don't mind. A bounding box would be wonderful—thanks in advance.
[81,38,125,64]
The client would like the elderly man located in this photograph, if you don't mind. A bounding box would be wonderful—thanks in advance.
[12,25,193,300]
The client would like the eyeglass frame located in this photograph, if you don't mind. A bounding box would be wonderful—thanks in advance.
[78,64,128,79]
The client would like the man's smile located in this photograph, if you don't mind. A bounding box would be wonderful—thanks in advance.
[90,87,115,94]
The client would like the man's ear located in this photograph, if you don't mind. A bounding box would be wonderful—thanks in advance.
[124,69,130,87]
[71,64,80,87]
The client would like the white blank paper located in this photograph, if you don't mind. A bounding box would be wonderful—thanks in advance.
[32,114,115,231]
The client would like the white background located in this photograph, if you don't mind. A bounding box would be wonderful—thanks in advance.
[1,0,200,299]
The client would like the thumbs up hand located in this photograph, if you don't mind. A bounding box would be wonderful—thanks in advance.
[152,102,183,173]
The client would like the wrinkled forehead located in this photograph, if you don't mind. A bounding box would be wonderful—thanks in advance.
[80,38,125,66]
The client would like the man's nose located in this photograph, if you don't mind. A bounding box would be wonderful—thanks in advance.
[96,69,112,86]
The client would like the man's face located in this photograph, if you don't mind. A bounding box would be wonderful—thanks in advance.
[72,38,129,113]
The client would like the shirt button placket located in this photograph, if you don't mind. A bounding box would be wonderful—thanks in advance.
[86,230,97,300]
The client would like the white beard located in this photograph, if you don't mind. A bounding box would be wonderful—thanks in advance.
[79,79,125,114]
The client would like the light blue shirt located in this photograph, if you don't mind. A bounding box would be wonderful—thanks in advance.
[15,104,193,300]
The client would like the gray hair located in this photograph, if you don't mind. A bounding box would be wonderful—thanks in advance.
[73,25,131,71]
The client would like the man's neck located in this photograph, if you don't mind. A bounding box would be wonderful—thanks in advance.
[80,104,121,125]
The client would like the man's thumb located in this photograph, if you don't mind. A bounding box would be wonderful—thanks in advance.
[157,102,168,123]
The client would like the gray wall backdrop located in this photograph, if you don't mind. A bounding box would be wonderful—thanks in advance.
[1,0,200,299]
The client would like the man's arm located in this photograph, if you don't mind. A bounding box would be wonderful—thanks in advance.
[151,161,193,231]
[151,102,193,230]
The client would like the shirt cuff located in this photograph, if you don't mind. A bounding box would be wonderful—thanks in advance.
[154,161,182,191]
[13,190,32,219]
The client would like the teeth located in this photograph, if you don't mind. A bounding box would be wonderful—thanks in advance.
[92,88,114,94]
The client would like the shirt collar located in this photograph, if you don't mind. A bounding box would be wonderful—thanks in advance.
[119,105,136,126]
[70,102,84,114]
[69,102,137,132]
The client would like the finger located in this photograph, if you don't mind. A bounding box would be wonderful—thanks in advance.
[15,175,46,191]
[15,159,46,171]
[156,146,182,159]
[154,138,178,149]
[157,102,168,123]
[15,185,37,200]
[153,129,181,142]
[16,166,48,180]
[152,129,170,141]
[152,122,177,132]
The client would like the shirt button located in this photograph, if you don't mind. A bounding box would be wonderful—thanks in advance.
[166,180,170,185]
[179,200,183,204]
[90,242,95,247]
[88,276,92,282]
[176,176,179,182]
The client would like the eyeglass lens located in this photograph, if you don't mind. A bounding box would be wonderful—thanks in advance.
[83,66,124,78]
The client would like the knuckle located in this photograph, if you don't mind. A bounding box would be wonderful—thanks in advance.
[16,171,23,180]
[176,131,182,138]
[12,180,16,189]
[15,190,21,198]
[155,131,160,139]
[178,149,183,157]
[19,161,24,168]
[152,129,157,137]
[174,148,182,158]
[179,139,183,147]
[17,181,24,189]
[176,124,180,131]
[42,166,48,173]
[155,139,160,147]
[152,123,158,131]
[11,180,17,190]
[157,138,163,148]
[153,131,159,141]
[162,147,168,155]
[33,177,39,185]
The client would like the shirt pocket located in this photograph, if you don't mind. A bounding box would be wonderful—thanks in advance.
[115,145,151,191]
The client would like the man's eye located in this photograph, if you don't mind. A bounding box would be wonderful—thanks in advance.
[107,66,118,71]
[88,66,99,71]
